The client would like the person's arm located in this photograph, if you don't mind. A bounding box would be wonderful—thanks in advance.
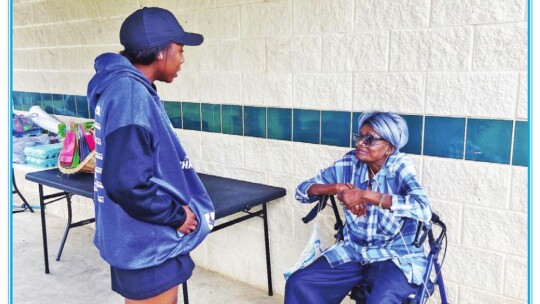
[295,155,355,203]
[101,124,187,229]
[307,183,353,196]
[344,159,431,222]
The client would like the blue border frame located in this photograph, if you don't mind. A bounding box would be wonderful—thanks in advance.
[8,0,13,303]
[6,1,533,303]
[527,0,532,302]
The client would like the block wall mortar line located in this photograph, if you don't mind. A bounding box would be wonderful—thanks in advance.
[13,15,124,29]
[523,0,528,21]
[462,202,527,217]
[507,122,517,209]
[447,240,526,259]
[468,26,475,71]
[500,255,508,295]
[428,0,433,27]
[514,72,522,120]
[457,202,465,245]
[13,44,118,51]
[318,109,322,144]
[351,73,355,112]
[385,70,529,75]
[13,68,92,73]
[448,278,525,303]
[420,107,426,156]
[348,0,354,34]
[385,30,391,72]
[422,71,428,116]
[421,21,527,30]
[462,118,468,161]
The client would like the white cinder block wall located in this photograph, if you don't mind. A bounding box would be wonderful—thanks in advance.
[13,0,528,303]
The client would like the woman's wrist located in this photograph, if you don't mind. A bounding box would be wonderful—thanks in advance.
[378,193,392,209]
[362,191,390,209]
[361,190,378,204]
[335,183,346,194]
[378,194,385,209]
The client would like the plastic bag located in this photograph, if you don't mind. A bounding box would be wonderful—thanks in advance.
[283,224,325,280]
[58,122,79,168]
[284,202,328,280]
[79,124,95,160]
[12,113,41,137]
[81,121,95,151]
[12,134,50,164]
[58,121,95,172]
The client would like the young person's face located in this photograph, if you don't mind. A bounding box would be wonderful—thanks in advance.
[158,43,184,83]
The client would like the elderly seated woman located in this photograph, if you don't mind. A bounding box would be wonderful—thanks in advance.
[285,111,432,304]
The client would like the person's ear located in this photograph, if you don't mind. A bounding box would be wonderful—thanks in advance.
[387,146,395,155]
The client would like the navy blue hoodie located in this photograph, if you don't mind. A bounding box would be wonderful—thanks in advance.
[88,53,215,270]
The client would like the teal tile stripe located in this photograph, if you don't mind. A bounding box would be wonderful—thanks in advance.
[293,109,320,144]
[12,91,528,167]
[268,107,292,140]
[164,101,182,128]
[181,102,201,130]
[513,121,529,166]
[424,116,465,159]
[401,115,423,155]
[201,103,221,133]
[244,106,266,138]
[466,118,512,164]
[222,105,243,135]
[321,111,350,147]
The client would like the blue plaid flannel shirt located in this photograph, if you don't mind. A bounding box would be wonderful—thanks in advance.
[296,151,432,285]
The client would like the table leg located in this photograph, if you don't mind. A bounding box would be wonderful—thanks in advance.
[38,184,50,274]
[182,282,189,304]
[12,168,34,213]
[262,203,273,296]
[56,194,73,261]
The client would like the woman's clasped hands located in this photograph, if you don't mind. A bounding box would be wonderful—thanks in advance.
[336,183,367,217]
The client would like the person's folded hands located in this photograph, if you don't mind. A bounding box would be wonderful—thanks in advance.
[337,187,367,217]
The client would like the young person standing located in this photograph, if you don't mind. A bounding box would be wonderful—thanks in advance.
[87,7,215,303]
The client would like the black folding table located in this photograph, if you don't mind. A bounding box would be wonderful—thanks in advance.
[12,168,34,213]
[25,168,286,300]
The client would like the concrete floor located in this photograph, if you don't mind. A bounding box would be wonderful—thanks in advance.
[12,208,284,304]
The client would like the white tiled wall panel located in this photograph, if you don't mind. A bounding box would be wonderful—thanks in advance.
[353,73,425,114]
[355,0,430,30]
[431,0,525,26]
[425,72,519,118]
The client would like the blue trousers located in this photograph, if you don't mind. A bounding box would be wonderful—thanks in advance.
[284,257,418,304]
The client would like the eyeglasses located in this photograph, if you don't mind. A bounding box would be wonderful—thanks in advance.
[352,133,384,146]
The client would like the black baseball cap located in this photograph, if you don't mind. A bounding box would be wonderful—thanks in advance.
[120,7,204,52]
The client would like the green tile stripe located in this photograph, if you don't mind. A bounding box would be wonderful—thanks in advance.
[12,91,528,167]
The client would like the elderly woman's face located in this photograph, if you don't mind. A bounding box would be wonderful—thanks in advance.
[355,124,393,165]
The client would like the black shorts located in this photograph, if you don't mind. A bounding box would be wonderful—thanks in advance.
[111,254,195,300]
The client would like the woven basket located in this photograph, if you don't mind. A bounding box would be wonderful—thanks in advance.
[58,150,95,174]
